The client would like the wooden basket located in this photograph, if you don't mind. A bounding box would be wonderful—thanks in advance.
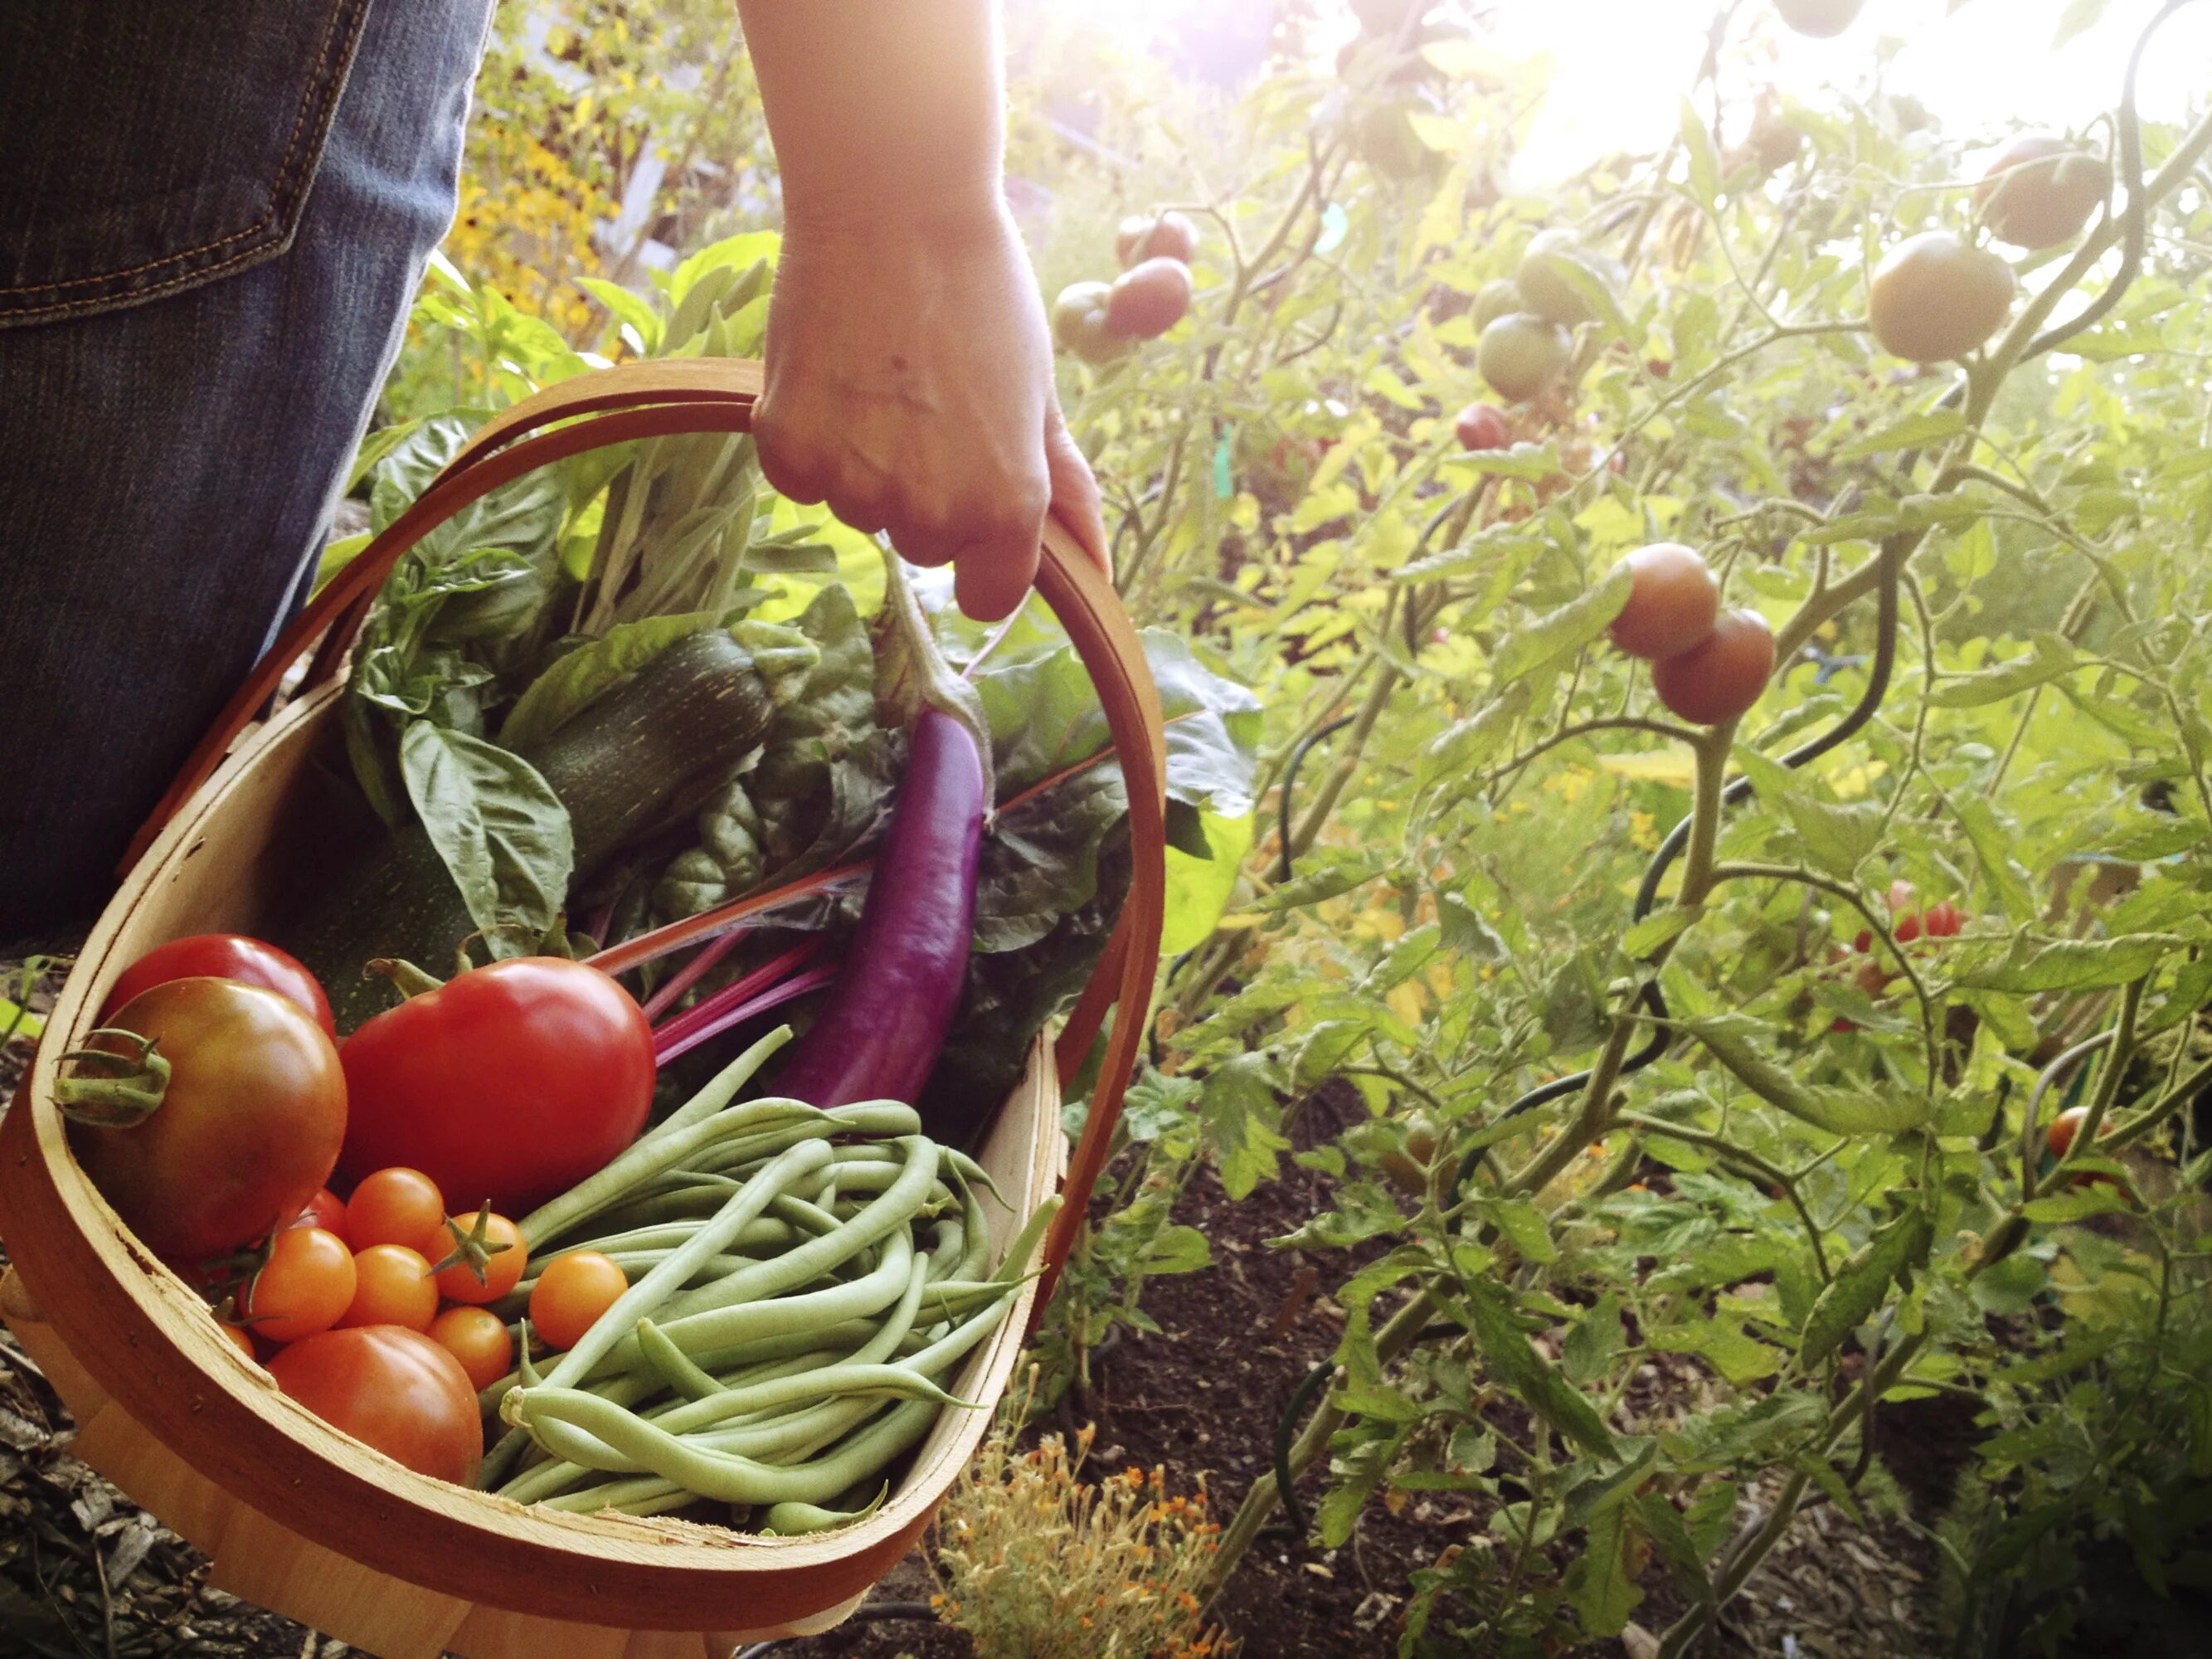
[0,360,1166,1659]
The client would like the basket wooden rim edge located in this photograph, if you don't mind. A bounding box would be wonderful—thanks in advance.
[0,684,1057,1627]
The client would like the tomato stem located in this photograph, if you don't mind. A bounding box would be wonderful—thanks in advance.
[365,958,447,1000]
[52,1031,171,1128]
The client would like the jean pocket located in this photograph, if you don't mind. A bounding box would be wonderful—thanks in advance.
[0,0,374,328]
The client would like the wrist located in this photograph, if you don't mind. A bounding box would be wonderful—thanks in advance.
[780,173,1011,246]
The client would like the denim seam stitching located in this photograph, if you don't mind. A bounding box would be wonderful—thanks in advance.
[0,0,365,312]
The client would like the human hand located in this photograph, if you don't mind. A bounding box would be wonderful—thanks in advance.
[752,202,1108,621]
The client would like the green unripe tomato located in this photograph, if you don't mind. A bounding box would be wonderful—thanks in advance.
[1051,280,1129,366]
[1477,313,1572,403]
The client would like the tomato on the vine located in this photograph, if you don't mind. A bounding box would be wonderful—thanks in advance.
[1977,137,2110,250]
[1608,543,1720,662]
[1454,402,1510,452]
[267,1326,483,1484]
[1116,211,1198,267]
[1868,232,2016,364]
[339,1245,439,1333]
[2046,1105,2091,1162]
[529,1251,629,1351]
[1923,901,1966,939]
[346,1168,448,1252]
[339,959,654,1215]
[1772,0,1865,37]
[1894,910,1923,944]
[428,1306,513,1392]
[61,979,347,1267]
[421,1208,528,1304]
[1052,280,1128,367]
[1106,257,1194,340]
[1650,609,1775,726]
[101,934,336,1039]
[245,1224,357,1344]
[1477,313,1571,402]
[1470,278,1522,332]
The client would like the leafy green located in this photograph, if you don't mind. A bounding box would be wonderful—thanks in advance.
[397,722,573,954]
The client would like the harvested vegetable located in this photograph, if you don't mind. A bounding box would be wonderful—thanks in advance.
[59,979,346,1267]
[245,1225,357,1344]
[101,934,336,1038]
[338,957,654,1214]
[269,1326,483,1484]
[338,1245,439,1333]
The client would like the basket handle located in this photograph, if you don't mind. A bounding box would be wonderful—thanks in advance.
[124,358,1164,1297]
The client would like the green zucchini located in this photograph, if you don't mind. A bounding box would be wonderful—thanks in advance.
[286,630,799,1031]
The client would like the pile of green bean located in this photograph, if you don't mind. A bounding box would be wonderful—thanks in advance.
[479,1029,1054,1532]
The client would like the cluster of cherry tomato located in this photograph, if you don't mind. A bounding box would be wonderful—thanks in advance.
[1050,211,1200,365]
[1603,542,1777,727]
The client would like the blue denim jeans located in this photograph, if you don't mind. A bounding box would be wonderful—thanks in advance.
[0,0,493,946]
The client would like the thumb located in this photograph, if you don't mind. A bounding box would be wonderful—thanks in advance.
[1043,400,1111,578]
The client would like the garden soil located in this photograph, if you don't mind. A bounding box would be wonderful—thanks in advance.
[0,962,2010,1657]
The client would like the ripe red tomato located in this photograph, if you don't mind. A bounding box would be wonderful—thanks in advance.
[1853,959,1890,998]
[1923,901,1966,939]
[290,1187,349,1243]
[1106,257,1194,340]
[1477,313,1572,402]
[428,1306,513,1392]
[1851,930,1874,954]
[1050,280,1128,366]
[340,958,654,1215]
[1869,232,2016,364]
[529,1251,629,1351]
[421,1209,529,1304]
[347,1168,448,1252]
[1608,543,1721,661]
[267,1326,483,1485]
[340,1245,438,1333]
[1894,910,1923,944]
[1454,402,1510,452]
[246,1225,357,1343]
[1116,211,1198,267]
[2046,1105,2089,1162]
[1772,0,1865,36]
[1650,610,1776,727]
[63,980,346,1267]
[1977,137,2110,250]
[101,935,336,1039]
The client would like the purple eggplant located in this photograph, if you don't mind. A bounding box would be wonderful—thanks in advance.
[773,706,985,1111]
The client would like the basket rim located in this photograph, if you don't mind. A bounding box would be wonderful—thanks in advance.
[0,678,1057,1628]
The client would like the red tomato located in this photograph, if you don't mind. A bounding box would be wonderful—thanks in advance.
[289,1187,350,1243]
[1650,610,1775,726]
[347,1168,448,1251]
[1454,402,1511,452]
[1894,911,1923,944]
[101,935,336,1038]
[1851,930,1874,954]
[1116,211,1199,266]
[428,1306,513,1392]
[267,1326,483,1484]
[1853,959,1890,999]
[1609,543,1721,661]
[422,1209,529,1305]
[1923,901,1966,939]
[63,980,346,1267]
[1106,257,1194,340]
[2046,1105,2089,1162]
[246,1225,357,1344]
[339,1245,439,1333]
[529,1252,629,1351]
[340,960,653,1215]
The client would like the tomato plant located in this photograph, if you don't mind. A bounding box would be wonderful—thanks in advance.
[338,958,653,1214]
[1607,543,1720,663]
[59,979,346,1266]
[1650,608,1777,726]
[267,1326,482,1484]
[528,1251,628,1351]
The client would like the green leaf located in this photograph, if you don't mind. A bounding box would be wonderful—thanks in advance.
[1680,97,1719,208]
[2053,0,2107,46]
[1161,810,1253,956]
[1623,906,1699,958]
[1562,1294,1626,1385]
[1262,854,1389,912]
[1834,409,1966,460]
[1929,634,2076,708]
[1684,1015,1931,1134]
[1782,797,1885,879]
[1418,682,1531,786]
[1637,1489,1712,1600]
[1957,932,2182,993]
[1466,1281,1616,1457]
[1563,1501,1644,1637]
[1471,1196,1559,1265]
[1800,1209,1934,1367]
[1200,1053,1291,1199]
[1491,560,1633,687]
[499,611,723,752]
[398,722,574,952]
[576,276,663,353]
[1952,795,2038,922]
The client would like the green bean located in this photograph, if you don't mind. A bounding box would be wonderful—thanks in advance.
[636,1318,723,1403]
[688,1102,921,1174]
[518,1028,800,1243]
[537,1137,834,1392]
[763,1490,887,1535]
[598,1223,916,1375]
[940,1146,1005,1208]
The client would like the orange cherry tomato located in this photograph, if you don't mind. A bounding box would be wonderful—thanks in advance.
[218,1320,258,1362]
[421,1209,528,1305]
[245,1225,357,1344]
[289,1187,349,1244]
[528,1251,629,1351]
[347,1168,446,1251]
[428,1306,513,1392]
[338,1245,439,1333]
